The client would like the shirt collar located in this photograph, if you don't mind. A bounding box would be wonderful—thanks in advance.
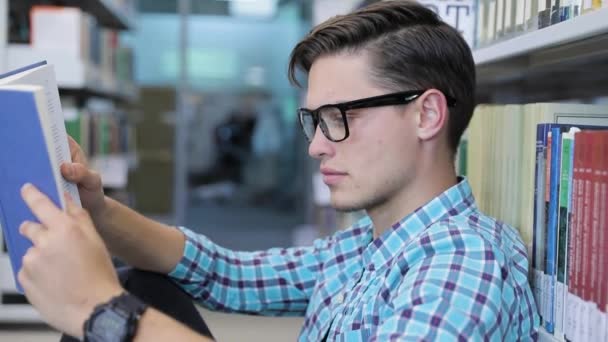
[361,177,477,272]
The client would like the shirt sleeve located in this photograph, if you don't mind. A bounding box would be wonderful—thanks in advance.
[168,226,337,316]
[370,225,527,341]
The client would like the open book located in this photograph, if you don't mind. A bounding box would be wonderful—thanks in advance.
[0,61,82,292]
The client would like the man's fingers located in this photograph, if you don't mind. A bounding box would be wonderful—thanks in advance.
[60,163,102,191]
[64,192,81,215]
[19,221,46,246]
[60,163,76,181]
[65,192,94,230]
[67,135,87,164]
[21,183,66,228]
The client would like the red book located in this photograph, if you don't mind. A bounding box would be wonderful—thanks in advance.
[600,132,608,312]
[570,132,585,300]
[589,132,602,306]
[581,131,595,304]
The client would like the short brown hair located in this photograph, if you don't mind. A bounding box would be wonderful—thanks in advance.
[288,0,476,153]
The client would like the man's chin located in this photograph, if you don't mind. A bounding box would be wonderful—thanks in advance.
[330,197,365,213]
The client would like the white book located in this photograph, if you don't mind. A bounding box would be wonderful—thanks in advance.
[565,291,575,340]
[30,6,93,60]
[602,308,608,341]
[585,301,596,342]
[487,0,497,41]
[477,0,487,47]
[577,299,588,342]
[496,0,505,36]
[591,306,603,342]
[555,282,565,337]
[504,0,513,31]
[515,0,525,27]
[543,273,551,326]
[534,269,544,321]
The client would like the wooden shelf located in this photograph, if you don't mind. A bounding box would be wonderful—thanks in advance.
[473,8,608,103]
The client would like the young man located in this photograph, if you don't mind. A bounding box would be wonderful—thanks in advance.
[17,1,539,341]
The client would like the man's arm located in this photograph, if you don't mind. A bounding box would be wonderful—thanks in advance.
[135,308,213,342]
[168,226,342,315]
[94,196,185,274]
[60,136,185,274]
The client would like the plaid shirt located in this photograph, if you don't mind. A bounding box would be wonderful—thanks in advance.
[169,178,539,341]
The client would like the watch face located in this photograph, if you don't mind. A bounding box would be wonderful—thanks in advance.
[88,308,129,342]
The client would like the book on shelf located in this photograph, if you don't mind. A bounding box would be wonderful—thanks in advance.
[463,102,608,341]
[0,61,81,292]
[13,4,136,92]
[474,0,606,49]
[554,127,577,338]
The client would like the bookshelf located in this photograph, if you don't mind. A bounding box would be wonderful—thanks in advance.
[472,5,608,342]
[0,0,137,323]
[474,7,608,103]
[5,44,138,102]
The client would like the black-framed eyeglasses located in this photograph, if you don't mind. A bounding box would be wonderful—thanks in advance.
[297,89,456,143]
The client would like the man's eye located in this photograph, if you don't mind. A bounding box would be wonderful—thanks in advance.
[328,114,343,122]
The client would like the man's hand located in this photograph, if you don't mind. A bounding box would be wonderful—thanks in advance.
[18,183,123,338]
[60,136,106,220]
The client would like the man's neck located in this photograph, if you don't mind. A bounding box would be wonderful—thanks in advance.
[368,159,458,240]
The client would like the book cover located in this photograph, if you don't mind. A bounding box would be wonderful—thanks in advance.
[0,61,81,292]
[0,87,62,293]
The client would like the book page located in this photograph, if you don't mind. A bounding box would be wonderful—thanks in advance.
[3,65,81,207]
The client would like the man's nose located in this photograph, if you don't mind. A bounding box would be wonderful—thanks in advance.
[308,126,334,159]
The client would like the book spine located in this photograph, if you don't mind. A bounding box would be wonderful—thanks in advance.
[533,124,549,322]
[544,126,562,333]
[590,131,602,342]
[542,128,553,325]
[595,131,608,341]
[601,132,608,342]
[533,124,551,320]
[580,131,593,342]
[564,128,578,341]
[555,129,575,338]
[571,131,587,342]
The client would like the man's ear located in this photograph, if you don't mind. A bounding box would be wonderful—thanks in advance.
[416,90,449,142]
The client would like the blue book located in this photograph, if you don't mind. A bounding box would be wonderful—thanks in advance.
[545,126,563,333]
[0,61,81,293]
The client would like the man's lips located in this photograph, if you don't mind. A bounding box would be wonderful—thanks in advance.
[320,167,347,185]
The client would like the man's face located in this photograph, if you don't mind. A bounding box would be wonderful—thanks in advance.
[306,52,420,212]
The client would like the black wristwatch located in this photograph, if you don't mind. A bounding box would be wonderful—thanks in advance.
[83,292,148,342]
